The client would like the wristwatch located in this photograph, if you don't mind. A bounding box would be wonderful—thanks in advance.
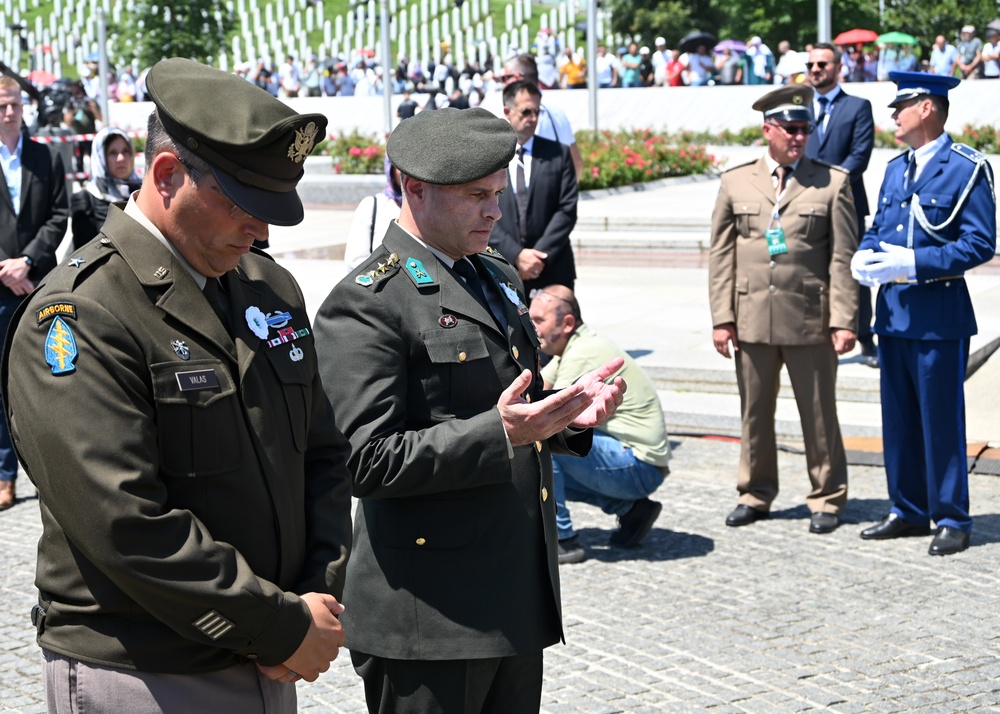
[20,256,33,267]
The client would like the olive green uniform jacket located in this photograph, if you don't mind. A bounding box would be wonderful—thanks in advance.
[313,223,591,660]
[1,206,353,673]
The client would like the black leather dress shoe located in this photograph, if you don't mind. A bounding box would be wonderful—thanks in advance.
[928,527,970,556]
[809,512,839,534]
[725,504,768,527]
[859,513,932,540]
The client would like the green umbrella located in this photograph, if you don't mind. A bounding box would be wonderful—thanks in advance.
[876,31,918,45]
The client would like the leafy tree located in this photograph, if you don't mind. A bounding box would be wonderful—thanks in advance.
[606,0,726,47]
[111,0,236,69]
[881,0,999,55]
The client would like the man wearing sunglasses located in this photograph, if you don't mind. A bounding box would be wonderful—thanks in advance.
[805,42,878,369]
[709,84,859,536]
[491,79,579,294]
[851,72,996,556]
[3,59,354,710]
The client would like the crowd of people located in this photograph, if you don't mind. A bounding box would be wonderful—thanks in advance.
[0,12,996,712]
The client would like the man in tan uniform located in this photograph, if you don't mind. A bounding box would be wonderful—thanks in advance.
[709,84,859,534]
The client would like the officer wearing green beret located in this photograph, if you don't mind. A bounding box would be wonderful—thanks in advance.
[709,84,859,535]
[312,107,626,713]
[2,58,353,712]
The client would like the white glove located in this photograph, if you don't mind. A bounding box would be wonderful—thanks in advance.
[850,249,878,287]
[863,241,916,284]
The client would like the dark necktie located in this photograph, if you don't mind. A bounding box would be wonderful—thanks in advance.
[203,278,231,333]
[816,96,828,138]
[453,258,505,329]
[775,165,791,195]
[515,147,529,242]
[905,152,917,190]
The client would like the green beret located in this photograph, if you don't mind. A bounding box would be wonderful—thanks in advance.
[145,57,328,226]
[387,107,516,185]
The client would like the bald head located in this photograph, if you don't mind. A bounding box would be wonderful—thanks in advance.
[528,285,582,357]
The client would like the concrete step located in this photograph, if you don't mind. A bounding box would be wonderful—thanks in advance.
[658,388,884,441]
[645,365,882,403]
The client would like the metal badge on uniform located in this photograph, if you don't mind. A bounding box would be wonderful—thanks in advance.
[175,369,221,391]
[153,266,170,280]
[171,340,191,360]
[289,345,304,362]
[287,121,319,163]
[244,306,269,339]
[439,314,458,328]
[68,257,86,268]
[44,316,78,375]
[266,311,292,328]
[500,282,529,314]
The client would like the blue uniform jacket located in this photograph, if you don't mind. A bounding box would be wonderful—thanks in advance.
[859,137,996,340]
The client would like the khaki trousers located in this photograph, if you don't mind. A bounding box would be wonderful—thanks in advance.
[734,341,848,514]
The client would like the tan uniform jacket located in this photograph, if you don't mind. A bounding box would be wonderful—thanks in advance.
[709,155,859,343]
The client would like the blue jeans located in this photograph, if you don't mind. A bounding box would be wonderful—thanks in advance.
[551,432,666,540]
[0,294,22,482]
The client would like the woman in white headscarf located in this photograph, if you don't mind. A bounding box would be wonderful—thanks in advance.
[70,127,141,250]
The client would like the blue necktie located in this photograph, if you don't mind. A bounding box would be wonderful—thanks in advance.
[816,96,828,138]
[905,152,917,191]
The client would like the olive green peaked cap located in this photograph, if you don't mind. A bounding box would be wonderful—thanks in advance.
[145,57,328,226]
[387,107,516,185]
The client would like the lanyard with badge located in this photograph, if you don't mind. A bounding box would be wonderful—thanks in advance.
[765,179,789,257]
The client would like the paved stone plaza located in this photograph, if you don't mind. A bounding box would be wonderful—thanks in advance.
[2,162,999,711]
[3,437,1000,712]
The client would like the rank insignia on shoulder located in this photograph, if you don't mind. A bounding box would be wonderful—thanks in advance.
[68,257,86,268]
[404,256,435,286]
[45,316,78,375]
[357,253,402,287]
[36,302,77,325]
[952,143,986,163]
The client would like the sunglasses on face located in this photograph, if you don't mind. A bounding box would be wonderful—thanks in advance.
[806,61,830,70]
[518,107,541,117]
[768,122,813,136]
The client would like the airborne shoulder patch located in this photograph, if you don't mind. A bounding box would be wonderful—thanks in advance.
[36,302,77,325]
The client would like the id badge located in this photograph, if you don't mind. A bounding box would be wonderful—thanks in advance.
[765,227,788,256]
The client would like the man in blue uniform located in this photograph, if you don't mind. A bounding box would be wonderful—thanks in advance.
[851,71,996,556]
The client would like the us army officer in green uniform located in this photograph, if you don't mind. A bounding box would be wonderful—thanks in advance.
[1,59,353,713]
[709,84,859,535]
[313,108,626,713]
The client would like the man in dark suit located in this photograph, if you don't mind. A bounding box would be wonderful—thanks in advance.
[313,107,625,713]
[805,43,878,368]
[0,75,69,510]
[489,79,578,295]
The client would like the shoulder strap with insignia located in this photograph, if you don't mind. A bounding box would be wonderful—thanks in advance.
[723,158,758,174]
[355,251,402,288]
[481,245,511,265]
[951,142,987,164]
[813,158,849,175]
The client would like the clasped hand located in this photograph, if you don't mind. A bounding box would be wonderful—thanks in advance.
[498,358,626,447]
[256,592,345,684]
[851,242,915,287]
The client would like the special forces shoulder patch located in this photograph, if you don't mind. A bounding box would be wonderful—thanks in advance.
[44,316,78,375]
